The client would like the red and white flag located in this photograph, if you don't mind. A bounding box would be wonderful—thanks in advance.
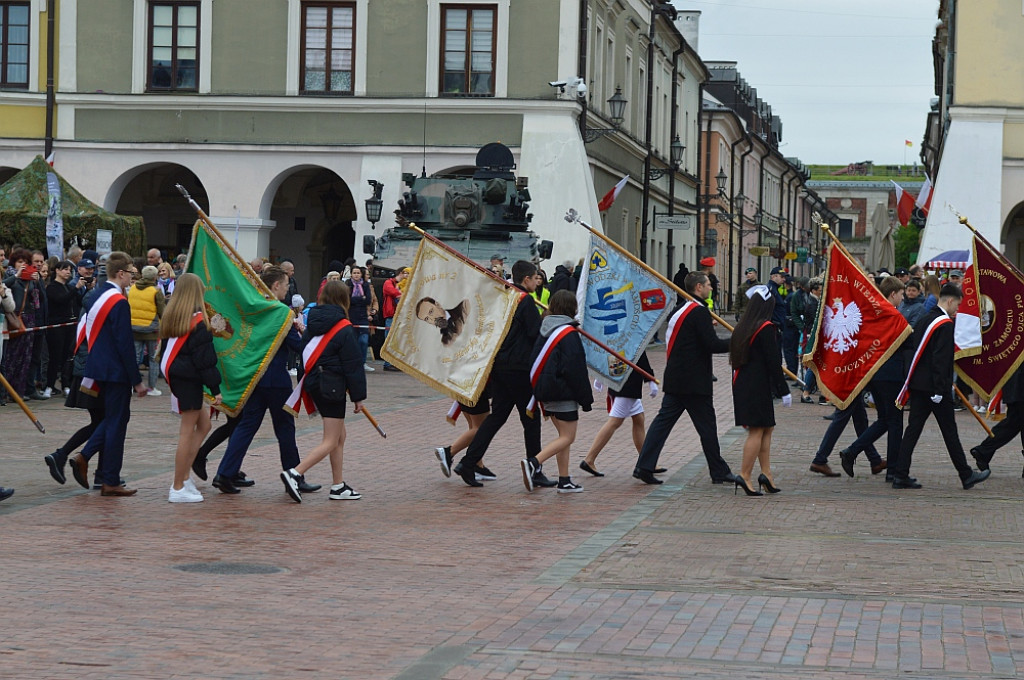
[598,175,629,213]
[891,181,916,226]
[805,241,913,409]
[916,174,933,216]
[45,152,55,167]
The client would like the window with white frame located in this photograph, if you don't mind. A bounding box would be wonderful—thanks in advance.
[0,2,30,89]
[440,4,495,96]
[147,1,199,91]
[301,2,355,94]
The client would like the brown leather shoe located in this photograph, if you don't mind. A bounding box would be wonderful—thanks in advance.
[100,484,137,497]
[68,454,89,489]
[871,460,887,475]
[809,463,841,477]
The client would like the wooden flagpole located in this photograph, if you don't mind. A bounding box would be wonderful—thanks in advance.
[819,216,993,437]
[402,221,657,384]
[565,210,806,385]
[0,370,45,433]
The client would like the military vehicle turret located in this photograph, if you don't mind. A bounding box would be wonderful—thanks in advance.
[364,142,553,275]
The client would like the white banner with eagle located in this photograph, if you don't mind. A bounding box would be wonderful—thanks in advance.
[380,236,522,405]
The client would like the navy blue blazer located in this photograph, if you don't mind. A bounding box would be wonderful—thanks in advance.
[83,282,143,386]
[257,308,302,390]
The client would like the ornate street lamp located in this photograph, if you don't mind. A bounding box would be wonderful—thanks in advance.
[365,180,384,229]
[583,87,628,143]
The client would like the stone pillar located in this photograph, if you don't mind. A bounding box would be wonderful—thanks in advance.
[208,217,276,261]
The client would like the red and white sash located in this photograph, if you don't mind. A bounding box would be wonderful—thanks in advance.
[446,400,462,424]
[732,320,774,384]
[160,311,204,414]
[665,300,699,358]
[284,318,352,416]
[526,324,578,417]
[78,287,127,397]
[896,313,952,408]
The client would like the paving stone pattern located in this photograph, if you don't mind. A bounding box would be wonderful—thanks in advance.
[2,347,1023,678]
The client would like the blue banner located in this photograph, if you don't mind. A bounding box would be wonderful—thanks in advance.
[576,234,674,389]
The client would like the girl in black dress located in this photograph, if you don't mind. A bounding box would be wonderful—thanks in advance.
[281,280,367,502]
[160,273,223,503]
[730,286,791,495]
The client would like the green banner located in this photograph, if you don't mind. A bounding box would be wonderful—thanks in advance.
[185,220,293,416]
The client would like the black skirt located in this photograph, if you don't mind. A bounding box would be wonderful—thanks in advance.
[65,375,102,411]
[460,384,491,415]
[310,383,347,419]
[171,378,207,412]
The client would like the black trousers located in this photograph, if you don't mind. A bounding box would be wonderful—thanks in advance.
[635,392,731,480]
[461,369,541,468]
[971,402,1024,466]
[45,324,74,390]
[892,390,971,480]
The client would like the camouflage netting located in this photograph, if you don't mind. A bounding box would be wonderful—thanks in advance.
[0,155,146,254]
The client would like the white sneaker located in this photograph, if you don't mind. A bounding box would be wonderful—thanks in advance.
[168,485,204,503]
[148,388,163,396]
[183,478,198,493]
[63,387,70,396]
[364,363,375,372]
[328,483,362,500]
[42,387,53,398]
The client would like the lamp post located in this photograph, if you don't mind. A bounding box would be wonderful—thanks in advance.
[582,87,628,143]
[646,135,685,180]
[365,180,384,229]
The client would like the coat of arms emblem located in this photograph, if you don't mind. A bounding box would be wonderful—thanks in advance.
[823,298,862,354]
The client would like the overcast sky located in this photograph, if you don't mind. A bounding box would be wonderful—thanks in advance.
[683,0,938,165]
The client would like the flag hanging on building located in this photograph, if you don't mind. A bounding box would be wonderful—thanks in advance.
[916,174,933,216]
[805,241,913,409]
[891,180,917,226]
[905,139,913,147]
[185,219,295,416]
[576,232,674,390]
[381,236,521,405]
[597,175,629,213]
[955,235,1024,401]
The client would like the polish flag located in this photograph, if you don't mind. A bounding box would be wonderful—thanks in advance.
[915,174,933,216]
[598,175,629,213]
[891,180,916,226]
[45,152,55,167]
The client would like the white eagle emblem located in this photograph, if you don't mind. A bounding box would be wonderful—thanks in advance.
[823,298,862,354]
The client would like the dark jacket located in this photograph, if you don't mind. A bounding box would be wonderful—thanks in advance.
[767,280,786,326]
[346,278,373,325]
[1002,365,1024,404]
[609,351,654,400]
[164,323,222,396]
[46,280,77,323]
[258,302,303,390]
[3,275,47,326]
[664,302,729,396]
[530,315,593,408]
[300,304,367,403]
[82,281,142,386]
[550,265,576,293]
[906,306,954,395]
[494,285,541,372]
[899,295,925,327]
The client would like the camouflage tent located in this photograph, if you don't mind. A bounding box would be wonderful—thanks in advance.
[0,155,145,254]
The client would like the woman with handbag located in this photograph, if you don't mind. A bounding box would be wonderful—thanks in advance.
[1,248,44,400]
[280,280,367,503]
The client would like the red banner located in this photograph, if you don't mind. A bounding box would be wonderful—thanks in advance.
[805,242,913,409]
[955,236,1024,400]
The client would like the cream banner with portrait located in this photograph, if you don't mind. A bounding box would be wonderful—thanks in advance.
[381,237,522,406]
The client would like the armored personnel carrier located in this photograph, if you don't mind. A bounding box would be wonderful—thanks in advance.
[365,142,552,275]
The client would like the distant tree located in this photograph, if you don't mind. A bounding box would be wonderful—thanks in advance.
[894,223,920,268]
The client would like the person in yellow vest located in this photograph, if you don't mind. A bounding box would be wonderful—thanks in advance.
[532,269,551,312]
[128,265,166,395]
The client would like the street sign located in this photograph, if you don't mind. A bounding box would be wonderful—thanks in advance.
[796,246,808,257]
[96,229,113,257]
[748,246,770,257]
[654,214,693,230]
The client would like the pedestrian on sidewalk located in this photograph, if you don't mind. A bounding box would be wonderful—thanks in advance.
[730,285,791,496]
[129,265,166,396]
[633,272,734,485]
[381,267,408,371]
[160,273,223,503]
[580,351,655,478]
[890,283,989,490]
[519,290,592,493]
[280,280,367,503]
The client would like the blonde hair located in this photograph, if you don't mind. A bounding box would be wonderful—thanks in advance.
[157,262,175,279]
[161,273,210,338]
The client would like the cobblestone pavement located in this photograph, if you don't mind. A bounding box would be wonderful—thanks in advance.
[2,345,1024,679]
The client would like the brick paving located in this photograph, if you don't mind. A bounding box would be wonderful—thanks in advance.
[2,345,1024,678]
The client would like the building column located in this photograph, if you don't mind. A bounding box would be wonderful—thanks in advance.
[208,216,275,261]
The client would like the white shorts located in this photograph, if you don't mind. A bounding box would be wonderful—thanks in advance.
[608,396,644,419]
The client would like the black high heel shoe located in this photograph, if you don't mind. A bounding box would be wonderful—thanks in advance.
[734,476,763,496]
[757,473,781,494]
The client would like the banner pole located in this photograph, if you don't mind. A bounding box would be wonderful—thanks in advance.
[955,384,994,437]
[402,221,656,384]
[360,406,387,438]
[0,370,45,433]
[566,210,807,385]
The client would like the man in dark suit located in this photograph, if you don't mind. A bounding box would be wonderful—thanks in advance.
[415,297,469,346]
[634,272,735,485]
[890,284,989,490]
[970,364,1024,475]
[75,252,146,496]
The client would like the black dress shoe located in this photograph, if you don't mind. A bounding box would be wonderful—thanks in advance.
[969,447,989,471]
[45,451,67,485]
[0,487,13,501]
[459,463,483,487]
[579,460,605,477]
[961,468,991,490]
[839,449,856,477]
[712,473,739,485]
[212,474,241,494]
[296,475,321,493]
[231,471,256,487]
[632,468,663,485]
[532,469,557,488]
[191,456,209,481]
[892,476,922,489]
[653,467,668,474]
